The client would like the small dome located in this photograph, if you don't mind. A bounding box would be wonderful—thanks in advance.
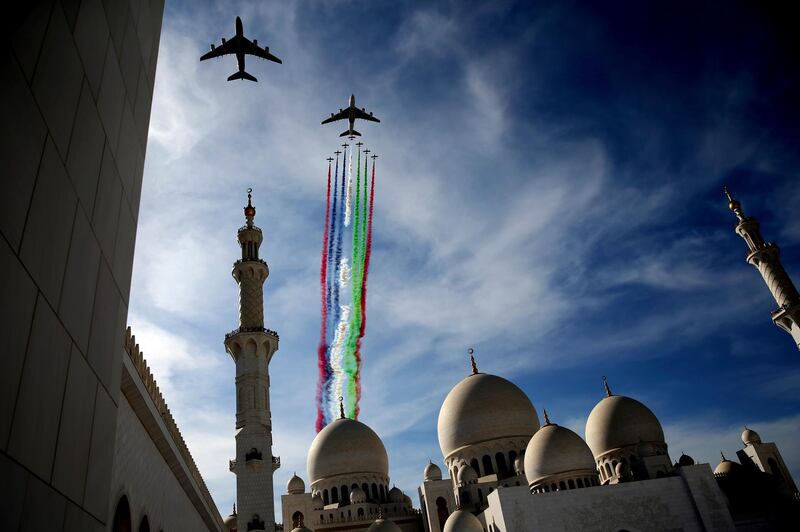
[585,394,665,459]
[223,512,237,531]
[715,456,743,477]
[307,417,389,483]
[438,373,540,459]
[388,486,404,503]
[443,509,483,532]
[424,461,442,481]
[742,428,761,446]
[287,473,305,494]
[457,463,478,484]
[403,494,413,507]
[367,518,402,532]
[524,423,595,486]
[350,485,367,504]
[677,453,695,467]
[513,455,525,475]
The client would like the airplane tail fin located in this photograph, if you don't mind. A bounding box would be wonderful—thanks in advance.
[339,129,361,137]
[227,70,257,82]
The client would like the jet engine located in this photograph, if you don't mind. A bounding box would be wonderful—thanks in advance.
[253,39,258,45]
[210,44,215,50]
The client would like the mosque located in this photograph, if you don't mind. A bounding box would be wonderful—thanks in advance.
[221,191,799,532]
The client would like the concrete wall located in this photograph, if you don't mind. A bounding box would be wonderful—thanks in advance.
[483,465,735,532]
[0,0,163,529]
[109,385,211,532]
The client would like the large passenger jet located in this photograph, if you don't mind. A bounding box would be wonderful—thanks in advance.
[322,95,381,137]
[200,16,282,82]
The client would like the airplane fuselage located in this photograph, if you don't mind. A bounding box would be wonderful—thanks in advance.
[235,16,246,73]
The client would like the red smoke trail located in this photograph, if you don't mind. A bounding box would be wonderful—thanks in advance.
[316,162,332,432]
[354,158,376,418]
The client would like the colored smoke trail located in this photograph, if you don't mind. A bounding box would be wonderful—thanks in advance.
[326,155,340,318]
[344,144,353,226]
[353,155,374,417]
[330,258,351,419]
[315,161,332,432]
[343,146,363,418]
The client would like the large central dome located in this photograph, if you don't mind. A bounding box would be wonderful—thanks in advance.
[307,417,389,484]
[437,372,540,459]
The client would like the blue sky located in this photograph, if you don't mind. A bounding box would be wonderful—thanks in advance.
[128,0,800,520]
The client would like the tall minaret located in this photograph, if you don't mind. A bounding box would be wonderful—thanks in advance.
[225,189,280,530]
[724,187,800,350]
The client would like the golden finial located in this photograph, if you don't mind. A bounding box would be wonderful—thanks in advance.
[543,408,551,425]
[244,187,256,221]
[602,376,612,397]
[469,348,478,375]
[720,451,727,461]
[339,396,345,419]
[723,185,744,220]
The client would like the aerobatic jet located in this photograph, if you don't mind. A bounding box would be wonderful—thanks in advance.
[321,94,380,137]
[200,16,281,82]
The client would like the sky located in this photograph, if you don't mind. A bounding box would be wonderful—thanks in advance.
[128,0,800,521]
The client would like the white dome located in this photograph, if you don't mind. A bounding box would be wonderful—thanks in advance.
[350,485,368,504]
[438,373,540,459]
[307,417,389,483]
[388,486,404,503]
[742,428,761,446]
[367,518,402,532]
[714,457,743,477]
[287,473,305,494]
[457,463,478,484]
[403,494,413,507]
[524,423,595,486]
[443,509,483,532]
[585,394,665,459]
[424,461,442,481]
[223,510,237,531]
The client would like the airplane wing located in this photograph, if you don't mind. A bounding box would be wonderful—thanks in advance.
[244,41,283,64]
[321,109,349,125]
[200,37,237,60]
[353,108,380,123]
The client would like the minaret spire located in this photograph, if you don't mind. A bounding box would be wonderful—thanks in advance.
[225,188,280,530]
[724,187,800,351]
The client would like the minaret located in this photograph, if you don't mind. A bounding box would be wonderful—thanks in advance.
[225,189,280,530]
[724,187,800,350]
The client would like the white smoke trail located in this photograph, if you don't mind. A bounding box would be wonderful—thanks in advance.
[344,145,353,226]
[329,258,351,418]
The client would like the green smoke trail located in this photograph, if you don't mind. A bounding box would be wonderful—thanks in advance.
[344,147,362,416]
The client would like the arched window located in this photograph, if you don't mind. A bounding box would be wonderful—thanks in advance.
[112,496,132,532]
[470,458,481,476]
[323,489,329,505]
[461,490,472,505]
[495,452,508,477]
[604,463,613,478]
[509,450,518,471]
[577,478,584,488]
[379,484,386,502]
[543,485,549,492]
[482,455,494,475]
[437,495,452,529]
[331,486,339,503]
[362,483,370,499]
[550,483,556,492]
[559,481,566,491]
[358,508,364,517]
[341,485,349,505]
[291,511,304,528]
[138,516,150,532]
[320,514,324,522]
[768,458,784,480]
[478,489,483,503]
[568,479,575,489]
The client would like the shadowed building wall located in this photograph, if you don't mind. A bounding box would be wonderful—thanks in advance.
[0,0,164,529]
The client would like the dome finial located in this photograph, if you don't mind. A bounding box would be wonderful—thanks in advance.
[339,396,345,419]
[720,451,727,461]
[468,348,478,375]
[543,408,552,425]
[723,185,745,221]
[244,187,256,226]
[602,375,613,397]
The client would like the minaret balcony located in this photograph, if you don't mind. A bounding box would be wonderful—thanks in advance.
[225,326,280,341]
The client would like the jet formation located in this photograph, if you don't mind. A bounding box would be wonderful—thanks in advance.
[200,16,281,82]
[321,94,380,137]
